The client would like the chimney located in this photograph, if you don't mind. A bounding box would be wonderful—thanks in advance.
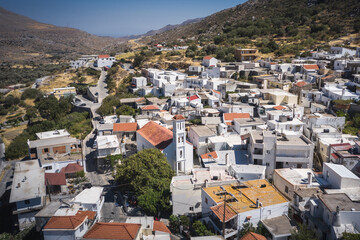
[225,153,229,166]
[333,206,341,227]
[204,179,208,188]
[307,172,312,187]
[256,198,260,208]
[342,87,346,98]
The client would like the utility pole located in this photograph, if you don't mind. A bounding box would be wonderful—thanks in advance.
[222,191,227,238]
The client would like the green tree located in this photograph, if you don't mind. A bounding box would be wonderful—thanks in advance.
[116,105,135,116]
[192,221,214,236]
[114,149,174,215]
[290,224,317,240]
[21,88,43,100]
[169,215,180,233]
[342,233,360,240]
[239,222,257,237]
[180,215,190,229]
[133,53,145,68]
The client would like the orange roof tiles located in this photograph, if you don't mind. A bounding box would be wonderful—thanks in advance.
[303,64,319,70]
[200,151,218,159]
[113,123,138,132]
[295,81,308,87]
[273,105,286,110]
[211,203,237,223]
[188,95,199,101]
[84,223,141,240]
[98,55,110,59]
[223,113,251,121]
[76,210,97,220]
[44,215,87,230]
[137,121,173,150]
[240,232,267,240]
[213,90,221,94]
[141,105,160,110]
[203,56,213,60]
[61,163,83,174]
[45,172,66,186]
[173,114,185,120]
[153,221,171,233]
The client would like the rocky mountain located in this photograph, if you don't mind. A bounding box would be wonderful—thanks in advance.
[0,7,125,63]
[142,0,360,45]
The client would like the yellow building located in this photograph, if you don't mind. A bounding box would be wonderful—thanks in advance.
[260,89,298,105]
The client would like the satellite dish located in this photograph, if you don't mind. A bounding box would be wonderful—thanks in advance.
[195,202,201,208]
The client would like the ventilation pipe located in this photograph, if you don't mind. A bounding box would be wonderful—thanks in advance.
[307,172,312,187]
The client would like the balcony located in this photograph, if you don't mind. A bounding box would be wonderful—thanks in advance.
[276,156,309,163]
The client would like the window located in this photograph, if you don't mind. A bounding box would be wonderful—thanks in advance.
[266,150,270,154]
[80,224,84,232]
[285,186,289,194]
[205,198,208,204]
[44,166,52,170]
[25,200,30,204]
[180,150,183,158]
[189,207,194,211]
[266,163,270,166]
[44,148,49,153]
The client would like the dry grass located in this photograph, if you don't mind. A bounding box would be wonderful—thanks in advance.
[328,33,360,47]
[1,124,27,147]
[116,52,135,60]
[24,99,35,107]
[0,107,26,124]
[39,71,97,93]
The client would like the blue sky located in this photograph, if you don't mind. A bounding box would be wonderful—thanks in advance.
[0,0,245,37]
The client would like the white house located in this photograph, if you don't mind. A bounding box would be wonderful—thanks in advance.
[132,77,147,88]
[136,115,193,175]
[9,160,46,230]
[95,55,116,68]
[96,135,120,158]
[70,187,105,220]
[203,56,218,67]
[201,179,289,239]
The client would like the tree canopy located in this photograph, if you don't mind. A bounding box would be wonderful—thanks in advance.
[114,149,174,215]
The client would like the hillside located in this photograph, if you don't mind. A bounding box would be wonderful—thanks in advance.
[142,0,360,49]
[0,7,125,63]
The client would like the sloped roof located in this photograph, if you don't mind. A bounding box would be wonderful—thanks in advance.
[188,95,199,101]
[113,123,138,132]
[223,113,251,121]
[61,163,83,174]
[98,55,110,59]
[137,121,173,150]
[83,223,141,240]
[273,105,286,110]
[153,221,171,233]
[240,232,267,240]
[295,81,308,87]
[201,151,218,159]
[303,64,319,70]
[45,172,66,186]
[76,210,96,221]
[211,203,237,223]
[173,114,185,120]
[44,215,87,230]
[203,56,213,60]
[141,105,160,110]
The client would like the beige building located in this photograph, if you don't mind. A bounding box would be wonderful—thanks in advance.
[52,87,76,99]
[260,89,298,105]
[235,48,259,61]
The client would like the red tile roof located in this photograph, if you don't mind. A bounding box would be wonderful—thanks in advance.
[45,172,66,186]
[331,153,340,160]
[225,122,233,126]
[211,203,237,223]
[203,56,213,60]
[188,95,199,101]
[98,55,110,59]
[113,123,138,132]
[173,114,185,120]
[303,64,319,70]
[223,113,251,121]
[240,232,267,240]
[141,105,160,110]
[61,163,83,174]
[213,90,221,94]
[153,221,171,233]
[273,105,286,110]
[135,97,146,103]
[76,210,97,221]
[44,215,87,230]
[200,151,218,159]
[137,121,173,150]
[295,81,308,87]
[84,223,141,240]
[331,143,352,151]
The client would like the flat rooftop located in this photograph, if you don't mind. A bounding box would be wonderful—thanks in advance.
[28,136,79,149]
[319,193,360,212]
[324,163,359,179]
[71,187,103,205]
[262,215,295,237]
[234,118,265,126]
[190,126,216,137]
[274,168,321,187]
[36,129,70,139]
[204,179,287,214]
[10,160,46,203]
